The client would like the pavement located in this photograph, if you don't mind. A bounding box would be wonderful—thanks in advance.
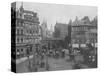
[47,57,74,71]
[16,55,33,64]
[16,57,74,73]
[16,54,89,73]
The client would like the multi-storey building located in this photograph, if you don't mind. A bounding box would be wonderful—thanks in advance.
[15,4,42,58]
[71,16,97,48]
[54,22,68,39]
[86,28,97,47]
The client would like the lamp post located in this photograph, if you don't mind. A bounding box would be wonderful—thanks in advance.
[26,45,32,71]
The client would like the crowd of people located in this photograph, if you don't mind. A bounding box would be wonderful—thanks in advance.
[27,42,97,72]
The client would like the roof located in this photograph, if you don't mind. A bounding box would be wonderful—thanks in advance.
[23,10,36,15]
[71,16,91,26]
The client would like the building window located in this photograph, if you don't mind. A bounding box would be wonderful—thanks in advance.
[17,38,19,43]
[18,22,21,26]
[17,49,19,52]
[21,29,23,35]
[17,29,19,35]
[30,30,32,34]
[21,22,23,26]
[16,49,20,55]
[21,49,23,53]
[21,38,23,43]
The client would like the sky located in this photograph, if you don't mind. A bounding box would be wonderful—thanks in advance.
[16,2,97,30]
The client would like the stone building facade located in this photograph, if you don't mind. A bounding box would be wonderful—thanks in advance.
[54,22,68,39]
[15,4,42,58]
[71,16,97,47]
